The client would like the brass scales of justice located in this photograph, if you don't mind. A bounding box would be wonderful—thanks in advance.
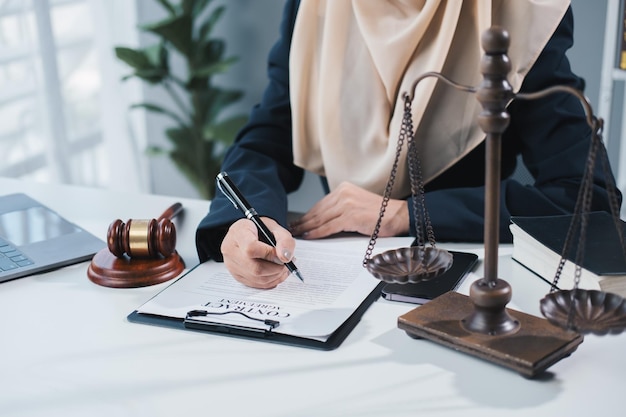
[363,27,626,378]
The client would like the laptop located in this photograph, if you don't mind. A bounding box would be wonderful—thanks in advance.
[0,193,106,283]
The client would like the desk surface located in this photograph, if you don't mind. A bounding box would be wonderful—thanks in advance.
[0,178,624,417]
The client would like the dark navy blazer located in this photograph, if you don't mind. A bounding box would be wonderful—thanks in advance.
[196,0,617,262]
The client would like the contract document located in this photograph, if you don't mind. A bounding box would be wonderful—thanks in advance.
[133,236,413,346]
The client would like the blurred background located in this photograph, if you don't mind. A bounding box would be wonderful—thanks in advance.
[0,0,623,216]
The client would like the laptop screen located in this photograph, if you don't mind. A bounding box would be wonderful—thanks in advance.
[0,206,80,246]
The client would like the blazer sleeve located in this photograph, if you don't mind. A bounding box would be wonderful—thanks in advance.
[415,7,620,244]
[196,0,303,262]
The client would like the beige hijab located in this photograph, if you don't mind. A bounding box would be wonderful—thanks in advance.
[290,0,570,198]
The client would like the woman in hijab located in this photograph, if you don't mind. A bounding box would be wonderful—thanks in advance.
[197,0,618,288]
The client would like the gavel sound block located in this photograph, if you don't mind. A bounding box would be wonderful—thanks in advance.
[87,203,185,288]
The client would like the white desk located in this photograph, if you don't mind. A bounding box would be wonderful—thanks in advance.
[0,178,624,417]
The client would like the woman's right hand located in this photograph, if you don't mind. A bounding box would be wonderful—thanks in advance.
[220,217,296,289]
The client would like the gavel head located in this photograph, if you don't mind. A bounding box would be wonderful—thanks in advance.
[107,218,176,259]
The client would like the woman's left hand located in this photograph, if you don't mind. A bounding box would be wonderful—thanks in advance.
[289,181,409,239]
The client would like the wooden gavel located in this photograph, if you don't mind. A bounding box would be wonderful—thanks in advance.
[107,203,183,259]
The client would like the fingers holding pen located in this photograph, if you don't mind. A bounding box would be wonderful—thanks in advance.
[262,216,297,263]
[216,173,300,287]
[221,218,293,289]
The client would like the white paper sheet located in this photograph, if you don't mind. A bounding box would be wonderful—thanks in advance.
[137,236,413,340]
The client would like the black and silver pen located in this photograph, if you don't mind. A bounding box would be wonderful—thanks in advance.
[216,171,304,282]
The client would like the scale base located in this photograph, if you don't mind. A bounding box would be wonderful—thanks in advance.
[398,291,583,378]
[87,248,184,288]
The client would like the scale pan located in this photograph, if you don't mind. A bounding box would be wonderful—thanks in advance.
[365,246,453,284]
[540,289,626,335]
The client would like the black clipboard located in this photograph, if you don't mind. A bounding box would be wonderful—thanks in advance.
[127,280,385,351]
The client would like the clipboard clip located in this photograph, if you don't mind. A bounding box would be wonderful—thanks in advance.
[184,309,280,335]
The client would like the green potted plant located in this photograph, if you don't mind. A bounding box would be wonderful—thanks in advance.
[115,0,248,199]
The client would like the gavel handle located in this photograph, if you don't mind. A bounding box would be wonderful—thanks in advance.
[158,202,183,221]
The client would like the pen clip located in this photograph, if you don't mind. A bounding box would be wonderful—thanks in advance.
[216,172,239,210]
[216,171,259,220]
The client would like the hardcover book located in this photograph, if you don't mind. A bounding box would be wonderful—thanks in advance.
[510,212,626,297]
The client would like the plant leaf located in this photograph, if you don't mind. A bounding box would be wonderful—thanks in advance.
[190,0,214,17]
[170,150,213,198]
[192,56,237,79]
[190,88,243,126]
[144,43,168,69]
[115,45,168,83]
[165,126,195,148]
[204,114,248,146]
[131,102,188,126]
[203,88,244,122]
[119,69,166,84]
[114,47,152,69]
[173,140,223,199]
[194,39,225,68]
[181,0,194,15]
[154,0,177,15]
[146,144,167,156]
[198,5,225,42]
[142,14,193,58]
[133,68,168,84]
[182,0,214,16]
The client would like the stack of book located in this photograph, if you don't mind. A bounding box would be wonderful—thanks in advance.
[510,212,626,297]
